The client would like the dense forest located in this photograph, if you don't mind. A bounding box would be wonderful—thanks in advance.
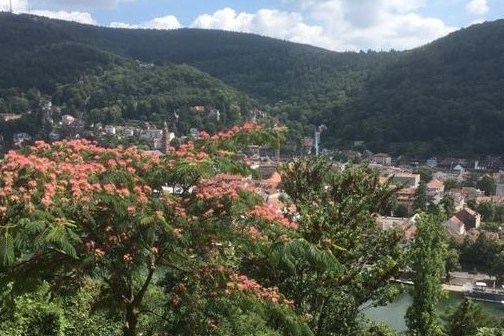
[1,13,504,156]
[52,62,253,133]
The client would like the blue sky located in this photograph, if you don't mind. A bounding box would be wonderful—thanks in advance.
[2,0,503,51]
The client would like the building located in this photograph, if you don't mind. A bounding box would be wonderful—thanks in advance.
[391,173,421,188]
[396,186,417,211]
[373,153,392,166]
[62,114,76,126]
[426,157,438,168]
[453,164,465,174]
[427,178,445,197]
[448,187,484,200]
[191,105,206,112]
[12,132,32,147]
[495,171,504,196]
[140,128,163,141]
[160,122,171,155]
[376,215,417,244]
[121,128,135,137]
[444,208,481,237]
[444,216,467,236]
[104,125,116,135]
[0,114,22,122]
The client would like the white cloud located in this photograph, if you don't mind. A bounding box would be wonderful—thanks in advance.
[0,0,96,24]
[0,0,28,12]
[110,15,181,30]
[190,7,338,50]
[190,2,456,51]
[0,0,459,51]
[30,0,135,9]
[465,0,488,15]
[29,9,96,24]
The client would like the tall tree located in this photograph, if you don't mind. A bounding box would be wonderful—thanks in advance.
[414,166,433,183]
[405,211,448,336]
[444,298,496,336]
[477,176,497,196]
[413,180,429,212]
[444,178,459,192]
[439,195,455,216]
[257,157,405,336]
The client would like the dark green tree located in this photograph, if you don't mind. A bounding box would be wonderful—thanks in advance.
[413,181,429,212]
[268,157,405,336]
[405,210,447,336]
[414,166,433,183]
[478,176,497,196]
[444,178,459,192]
[439,195,455,216]
[444,248,461,282]
[463,174,479,188]
[395,204,410,218]
[478,202,497,222]
[444,298,496,336]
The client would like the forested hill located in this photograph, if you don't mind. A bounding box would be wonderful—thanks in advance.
[1,12,504,156]
[0,13,254,139]
[333,20,504,156]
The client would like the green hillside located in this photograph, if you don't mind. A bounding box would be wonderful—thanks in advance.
[1,12,504,156]
[53,61,252,132]
[333,20,504,156]
[0,13,253,141]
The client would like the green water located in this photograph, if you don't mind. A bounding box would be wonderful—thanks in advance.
[362,291,504,332]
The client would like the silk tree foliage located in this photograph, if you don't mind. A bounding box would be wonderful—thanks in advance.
[247,157,406,336]
[0,122,311,336]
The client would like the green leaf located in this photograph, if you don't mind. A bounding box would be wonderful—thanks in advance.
[0,232,15,266]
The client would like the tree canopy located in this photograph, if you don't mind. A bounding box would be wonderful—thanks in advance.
[0,123,314,336]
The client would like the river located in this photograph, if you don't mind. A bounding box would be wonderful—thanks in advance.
[362,291,504,332]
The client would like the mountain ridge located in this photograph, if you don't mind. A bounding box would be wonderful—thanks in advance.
[1,12,504,157]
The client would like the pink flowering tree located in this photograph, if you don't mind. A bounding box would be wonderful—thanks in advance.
[0,123,311,336]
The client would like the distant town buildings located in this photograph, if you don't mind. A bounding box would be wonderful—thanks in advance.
[373,153,392,166]
[444,208,481,237]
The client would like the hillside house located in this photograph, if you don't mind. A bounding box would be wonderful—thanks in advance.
[444,208,481,237]
[373,153,392,166]
[376,215,417,245]
[140,128,162,141]
[0,114,22,122]
[12,132,32,147]
[448,187,484,200]
[104,125,116,135]
[427,178,445,197]
[495,171,504,196]
[391,173,420,188]
[396,186,416,211]
[476,196,504,205]
[426,157,438,168]
[453,164,465,174]
[191,105,206,112]
[62,114,76,126]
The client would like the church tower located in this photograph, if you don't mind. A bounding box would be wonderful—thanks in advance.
[161,121,170,155]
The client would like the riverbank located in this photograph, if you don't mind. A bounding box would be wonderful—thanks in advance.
[392,279,465,293]
[363,290,504,333]
[443,284,465,292]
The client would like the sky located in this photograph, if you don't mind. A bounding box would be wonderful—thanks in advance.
[1,0,503,51]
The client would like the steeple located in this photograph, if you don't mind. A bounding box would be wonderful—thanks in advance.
[161,121,170,155]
